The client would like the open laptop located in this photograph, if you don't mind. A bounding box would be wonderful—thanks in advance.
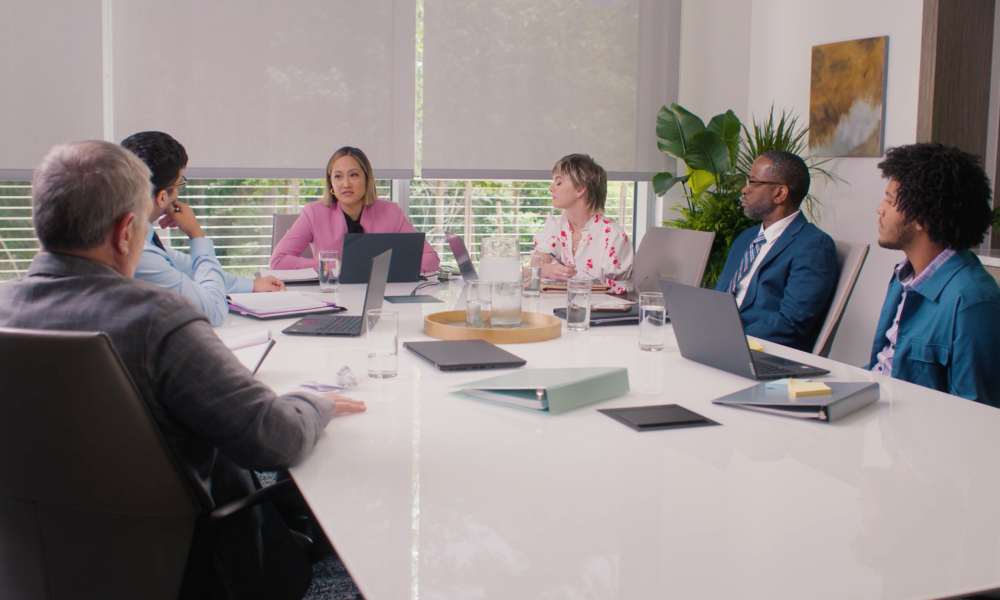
[341,233,424,283]
[403,339,526,371]
[660,280,830,380]
[445,232,478,282]
[282,249,392,336]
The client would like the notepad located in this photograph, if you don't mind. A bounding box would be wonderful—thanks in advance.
[787,379,831,398]
[747,338,764,351]
[228,291,337,317]
[259,268,319,283]
[222,330,275,375]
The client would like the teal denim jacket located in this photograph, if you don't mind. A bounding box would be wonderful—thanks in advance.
[868,249,1000,407]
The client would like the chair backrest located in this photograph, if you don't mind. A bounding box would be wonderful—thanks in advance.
[811,240,870,357]
[0,328,199,600]
[632,227,715,296]
[271,213,312,260]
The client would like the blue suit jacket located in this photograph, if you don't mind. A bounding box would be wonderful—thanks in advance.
[867,249,1000,407]
[714,213,838,351]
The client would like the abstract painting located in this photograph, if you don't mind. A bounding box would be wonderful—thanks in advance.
[809,36,888,157]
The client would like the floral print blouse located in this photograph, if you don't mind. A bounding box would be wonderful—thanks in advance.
[532,213,634,294]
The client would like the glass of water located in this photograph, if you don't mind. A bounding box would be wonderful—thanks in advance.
[466,280,491,328]
[566,276,592,331]
[638,292,667,351]
[318,250,340,293]
[522,256,542,298]
[366,309,397,378]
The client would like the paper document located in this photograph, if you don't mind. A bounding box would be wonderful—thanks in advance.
[228,291,331,314]
[260,268,319,282]
[222,330,275,375]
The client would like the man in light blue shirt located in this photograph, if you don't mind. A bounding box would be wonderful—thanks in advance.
[121,132,284,326]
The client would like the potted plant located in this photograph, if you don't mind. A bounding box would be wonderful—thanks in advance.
[654,104,840,287]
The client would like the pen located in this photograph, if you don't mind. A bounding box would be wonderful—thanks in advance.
[548,252,565,266]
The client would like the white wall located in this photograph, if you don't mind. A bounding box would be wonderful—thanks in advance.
[677,0,925,366]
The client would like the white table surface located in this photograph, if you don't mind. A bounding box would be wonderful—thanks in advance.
[219,281,1000,600]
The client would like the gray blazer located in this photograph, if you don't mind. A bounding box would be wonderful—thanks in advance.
[0,252,335,600]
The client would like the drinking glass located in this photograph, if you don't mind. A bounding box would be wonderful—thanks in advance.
[566,277,592,331]
[366,309,397,378]
[522,256,542,298]
[639,292,667,351]
[466,280,492,328]
[318,250,340,293]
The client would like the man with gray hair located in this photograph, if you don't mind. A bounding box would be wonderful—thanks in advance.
[0,140,365,600]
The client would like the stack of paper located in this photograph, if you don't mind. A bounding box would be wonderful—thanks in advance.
[228,291,338,318]
[222,330,275,375]
[259,268,319,283]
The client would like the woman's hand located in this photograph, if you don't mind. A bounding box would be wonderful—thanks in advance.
[540,262,575,281]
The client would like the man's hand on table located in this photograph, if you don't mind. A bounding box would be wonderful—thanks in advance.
[323,393,367,416]
[253,275,286,292]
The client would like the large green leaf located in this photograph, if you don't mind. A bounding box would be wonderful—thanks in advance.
[708,110,742,167]
[652,172,690,196]
[683,130,731,174]
[687,168,715,197]
[656,104,706,159]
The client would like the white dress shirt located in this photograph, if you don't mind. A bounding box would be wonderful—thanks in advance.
[734,210,801,307]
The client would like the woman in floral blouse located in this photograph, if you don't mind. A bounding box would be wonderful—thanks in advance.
[531,154,634,294]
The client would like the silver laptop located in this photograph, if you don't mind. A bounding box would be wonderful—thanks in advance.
[282,249,392,336]
[660,280,830,380]
[445,232,478,282]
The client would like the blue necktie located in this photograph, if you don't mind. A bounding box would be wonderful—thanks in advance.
[727,231,766,294]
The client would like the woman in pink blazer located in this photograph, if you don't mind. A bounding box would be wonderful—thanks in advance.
[270,146,440,272]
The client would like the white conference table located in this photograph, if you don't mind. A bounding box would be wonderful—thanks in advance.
[220,281,1000,600]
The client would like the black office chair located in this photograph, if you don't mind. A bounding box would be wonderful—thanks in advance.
[0,328,297,600]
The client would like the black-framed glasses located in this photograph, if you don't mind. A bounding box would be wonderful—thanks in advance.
[746,178,783,191]
[164,176,187,194]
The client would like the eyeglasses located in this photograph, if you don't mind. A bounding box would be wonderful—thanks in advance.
[164,176,187,194]
[745,178,783,191]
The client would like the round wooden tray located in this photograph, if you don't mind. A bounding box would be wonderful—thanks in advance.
[424,311,562,343]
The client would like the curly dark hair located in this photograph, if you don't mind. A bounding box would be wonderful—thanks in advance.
[878,143,992,249]
[120,131,188,196]
[761,150,810,206]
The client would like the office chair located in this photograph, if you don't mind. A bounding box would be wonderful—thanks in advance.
[0,328,298,600]
[631,227,715,298]
[811,241,869,358]
[272,213,312,259]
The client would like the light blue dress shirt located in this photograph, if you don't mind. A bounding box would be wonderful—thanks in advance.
[135,228,253,326]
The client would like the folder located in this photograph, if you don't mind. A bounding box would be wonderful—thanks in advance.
[711,381,879,422]
[227,291,341,319]
[453,367,630,414]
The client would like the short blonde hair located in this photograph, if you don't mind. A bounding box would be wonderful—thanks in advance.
[322,147,377,207]
[552,154,607,214]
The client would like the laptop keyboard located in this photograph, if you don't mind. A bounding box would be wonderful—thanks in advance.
[751,359,793,377]
[317,316,362,334]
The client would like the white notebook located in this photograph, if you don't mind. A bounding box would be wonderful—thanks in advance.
[259,268,319,283]
[222,330,275,375]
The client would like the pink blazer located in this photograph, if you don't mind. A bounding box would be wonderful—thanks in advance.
[270,200,441,272]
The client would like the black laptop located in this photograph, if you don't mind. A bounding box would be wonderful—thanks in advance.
[403,339,526,371]
[282,250,391,336]
[660,280,830,380]
[341,233,424,283]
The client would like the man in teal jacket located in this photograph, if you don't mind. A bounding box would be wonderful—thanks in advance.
[869,143,1000,407]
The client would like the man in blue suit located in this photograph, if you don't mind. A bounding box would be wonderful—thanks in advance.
[714,151,838,351]
[868,143,1000,406]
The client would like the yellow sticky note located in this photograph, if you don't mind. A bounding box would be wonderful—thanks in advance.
[787,379,831,399]
[747,338,764,351]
